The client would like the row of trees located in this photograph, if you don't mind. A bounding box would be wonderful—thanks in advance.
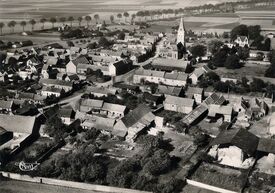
[0,14,104,35]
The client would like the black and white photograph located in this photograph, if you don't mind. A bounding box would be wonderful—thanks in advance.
[0,0,275,192]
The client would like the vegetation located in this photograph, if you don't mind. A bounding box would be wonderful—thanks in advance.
[190,44,206,58]
[265,51,275,78]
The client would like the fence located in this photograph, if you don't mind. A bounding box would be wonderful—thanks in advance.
[1,171,152,193]
[186,179,239,193]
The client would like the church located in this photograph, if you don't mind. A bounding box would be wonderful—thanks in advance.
[158,17,187,60]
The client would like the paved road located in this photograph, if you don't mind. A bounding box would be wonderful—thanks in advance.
[0,179,103,193]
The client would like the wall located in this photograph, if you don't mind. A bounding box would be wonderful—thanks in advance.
[186,179,238,193]
[1,172,151,193]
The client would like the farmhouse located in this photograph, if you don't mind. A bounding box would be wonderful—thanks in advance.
[209,128,258,168]
[133,69,188,87]
[234,36,249,47]
[113,104,155,141]
[101,103,127,119]
[208,104,233,122]
[185,87,204,104]
[189,67,205,85]
[164,95,194,114]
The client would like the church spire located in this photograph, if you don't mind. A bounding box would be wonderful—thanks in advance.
[177,17,185,45]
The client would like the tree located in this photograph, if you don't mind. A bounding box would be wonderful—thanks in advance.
[123,12,129,22]
[118,31,125,40]
[210,47,230,67]
[8,21,16,33]
[29,19,36,31]
[67,16,74,27]
[224,54,241,69]
[117,13,122,22]
[20,21,27,32]
[50,17,57,28]
[190,44,206,58]
[40,18,47,29]
[250,78,266,92]
[98,37,113,48]
[77,17,83,27]
[0,22,4,36]
[110,15,114,23]
[94,14,99,24]
[131,14,136,23]
[237,46,250,61]
[247,25,261,40]
[85,15,92,27]
[208,39,224,55]
[59,17,66,25]
[143,149,172,176]
[230,24,248,41]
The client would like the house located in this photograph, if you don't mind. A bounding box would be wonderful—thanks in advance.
[79,99,104,113]
[113,83,140,94]
[234,36,249,47]
[0,100,14,113]
[81,115,116,133]
[41,86,63,97]
[109,59,133,76]
[157,85,184,97]
[250,98,269,119]
[66,55,91,74]
[113,104,155,141]
[39,78,73,92]
[189,67,205,85]
[133,69,188,87]
[101,103,127,119]
[164,95,194,114]
[208,104,233,122]
[58,108,75,125]
[209,128,259,168]
[185,87,204,104]
[86,86,118,97]
[142,92,163,107]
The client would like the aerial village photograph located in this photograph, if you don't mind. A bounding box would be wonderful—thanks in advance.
[0,0,275,193]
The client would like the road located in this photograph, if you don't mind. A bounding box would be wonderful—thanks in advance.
[0,179,103,193]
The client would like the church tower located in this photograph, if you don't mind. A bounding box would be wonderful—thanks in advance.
[177,17,185,46]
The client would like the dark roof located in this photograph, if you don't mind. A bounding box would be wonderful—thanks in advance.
[72,55,90,66]
[121,104,152,128]
[211,128,259,156]
[58,108,74,118]
[257,138,275,154]
[143,92,161,103]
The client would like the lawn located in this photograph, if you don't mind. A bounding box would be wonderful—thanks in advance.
[213,64,269,80]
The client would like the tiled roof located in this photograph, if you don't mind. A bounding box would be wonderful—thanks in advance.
[165,95,194,107]
[80,99,104,109]
[0,114,36,134]
[102,103,126,113]
[121,104,154,128]
[211,128,259,156]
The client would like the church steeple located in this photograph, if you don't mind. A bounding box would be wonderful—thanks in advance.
[177,17,185,46]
